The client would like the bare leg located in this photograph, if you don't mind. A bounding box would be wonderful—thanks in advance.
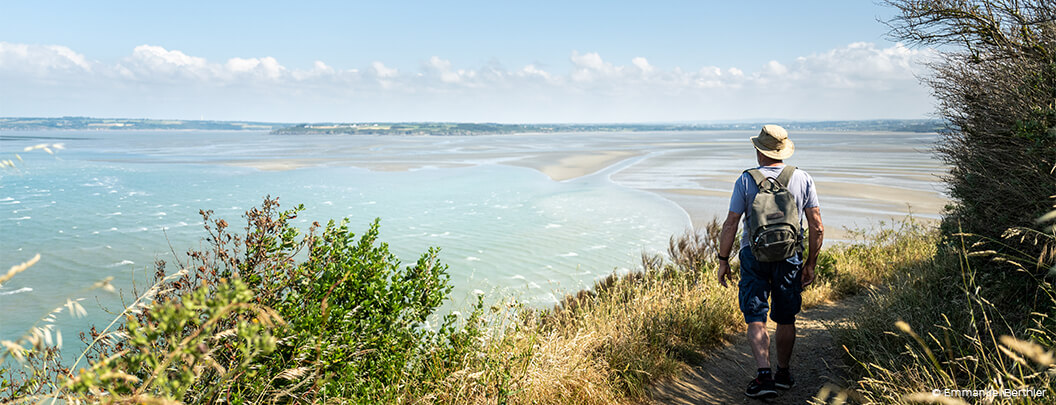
[747,321,770,369]
[775,323,796,368]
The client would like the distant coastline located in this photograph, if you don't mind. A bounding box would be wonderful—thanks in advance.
[0,117,285,131]
[0,116,944,134]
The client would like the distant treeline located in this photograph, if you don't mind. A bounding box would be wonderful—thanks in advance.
[272,119,944,135]
[0,116,944,134]
[0,117,285,131]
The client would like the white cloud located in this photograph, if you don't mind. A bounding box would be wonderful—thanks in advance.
[133,45,205,68]
[370,61,397,78]
[428,56,451,71]
[291,60,337,81]
[571,51,607,71]
[694,66,726,89]
[123,45,210,80]
[570,51,622,82]
[225,57,261,73]
[519,64,552,81]
[763,60,788,76]
[631,57,653,74]
[0,42,935,121]
[0,42,94,75]
[219,56,286,81]
[120,46,295,82]
[780,41,933,90]
[426,56,473,84]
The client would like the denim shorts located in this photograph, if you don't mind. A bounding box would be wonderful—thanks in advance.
[737,246,803,324]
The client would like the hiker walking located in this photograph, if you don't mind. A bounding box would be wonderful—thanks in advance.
[716,124,824,399]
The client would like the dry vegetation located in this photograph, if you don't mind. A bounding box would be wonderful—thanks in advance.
[3,1,1054,401]
[815,2,1056,403]
[822,209,1056,405]
[426,218,941,404]
[1,202,941,404]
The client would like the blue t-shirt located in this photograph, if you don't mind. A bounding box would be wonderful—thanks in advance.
[728,164,820,252]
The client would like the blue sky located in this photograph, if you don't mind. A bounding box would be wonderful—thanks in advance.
[0,1,936,123]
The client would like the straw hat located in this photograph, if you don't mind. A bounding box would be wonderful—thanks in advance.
[751,124,795,160]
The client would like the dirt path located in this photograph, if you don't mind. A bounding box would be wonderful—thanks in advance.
[648,293,868,404]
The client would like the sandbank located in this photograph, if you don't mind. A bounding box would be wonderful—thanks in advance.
[224,159,321,171]
[504,150,641,181]
[222,158,472,172]
[206,131,947,244]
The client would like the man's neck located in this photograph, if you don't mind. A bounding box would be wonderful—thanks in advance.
[755,152,784,167]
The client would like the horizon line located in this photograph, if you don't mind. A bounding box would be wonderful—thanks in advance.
[1,115,941,126]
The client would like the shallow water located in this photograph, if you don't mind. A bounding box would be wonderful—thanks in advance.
[0,129,946,348]
[0,130,690,343]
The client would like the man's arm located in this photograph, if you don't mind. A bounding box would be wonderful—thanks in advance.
[802,206,823,287]
[717,210,741,287]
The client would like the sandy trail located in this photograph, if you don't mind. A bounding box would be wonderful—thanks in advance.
[648,294,867,404]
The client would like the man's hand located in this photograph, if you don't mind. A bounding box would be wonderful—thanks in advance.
[717,211,742,289]
[801,262,816,288]
[718,260,733,288]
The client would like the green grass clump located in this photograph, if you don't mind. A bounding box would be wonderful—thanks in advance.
[804,218,939,308]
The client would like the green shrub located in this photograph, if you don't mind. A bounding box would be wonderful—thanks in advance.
[71,197,485,403]
[66,278,279,402]
[885,0,1056,276]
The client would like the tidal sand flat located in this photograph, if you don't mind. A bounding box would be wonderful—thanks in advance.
[226,130,945,238]
[216,130,946,238]
[504,150,642,181]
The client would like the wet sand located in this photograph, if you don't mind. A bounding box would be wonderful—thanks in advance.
[456,148,945,240]
[223,149,640,181]
[505,150,641,181]
[219,131,948,241]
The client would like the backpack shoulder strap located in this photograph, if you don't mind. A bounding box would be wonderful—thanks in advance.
[775,166,797,188]
[744,168,767,187]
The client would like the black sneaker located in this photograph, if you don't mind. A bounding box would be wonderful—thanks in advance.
[745,376,778,398]
[775,369,795,390]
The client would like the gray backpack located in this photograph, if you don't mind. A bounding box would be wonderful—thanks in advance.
[745,166,803,262]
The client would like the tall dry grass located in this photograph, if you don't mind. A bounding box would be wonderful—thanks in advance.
[2,209,948,404]
[420,218,938,404]
[803,217,939,308]
[419,222,741,404]
[825,209,1056,405]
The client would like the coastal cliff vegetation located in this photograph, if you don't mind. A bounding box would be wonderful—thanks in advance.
[1,196,939,404]
[3,0,1055,403]
[823,1,1056,403]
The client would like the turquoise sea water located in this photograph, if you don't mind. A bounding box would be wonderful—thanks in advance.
[0,130,691,343]
[0,129,947,352]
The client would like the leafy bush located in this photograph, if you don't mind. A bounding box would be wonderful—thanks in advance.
[847,6,1056,401]
[66,278,280,403]
[884,0,1056,276]
[70,196,485,403]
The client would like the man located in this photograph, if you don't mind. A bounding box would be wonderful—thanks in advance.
[716,124,824,399]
